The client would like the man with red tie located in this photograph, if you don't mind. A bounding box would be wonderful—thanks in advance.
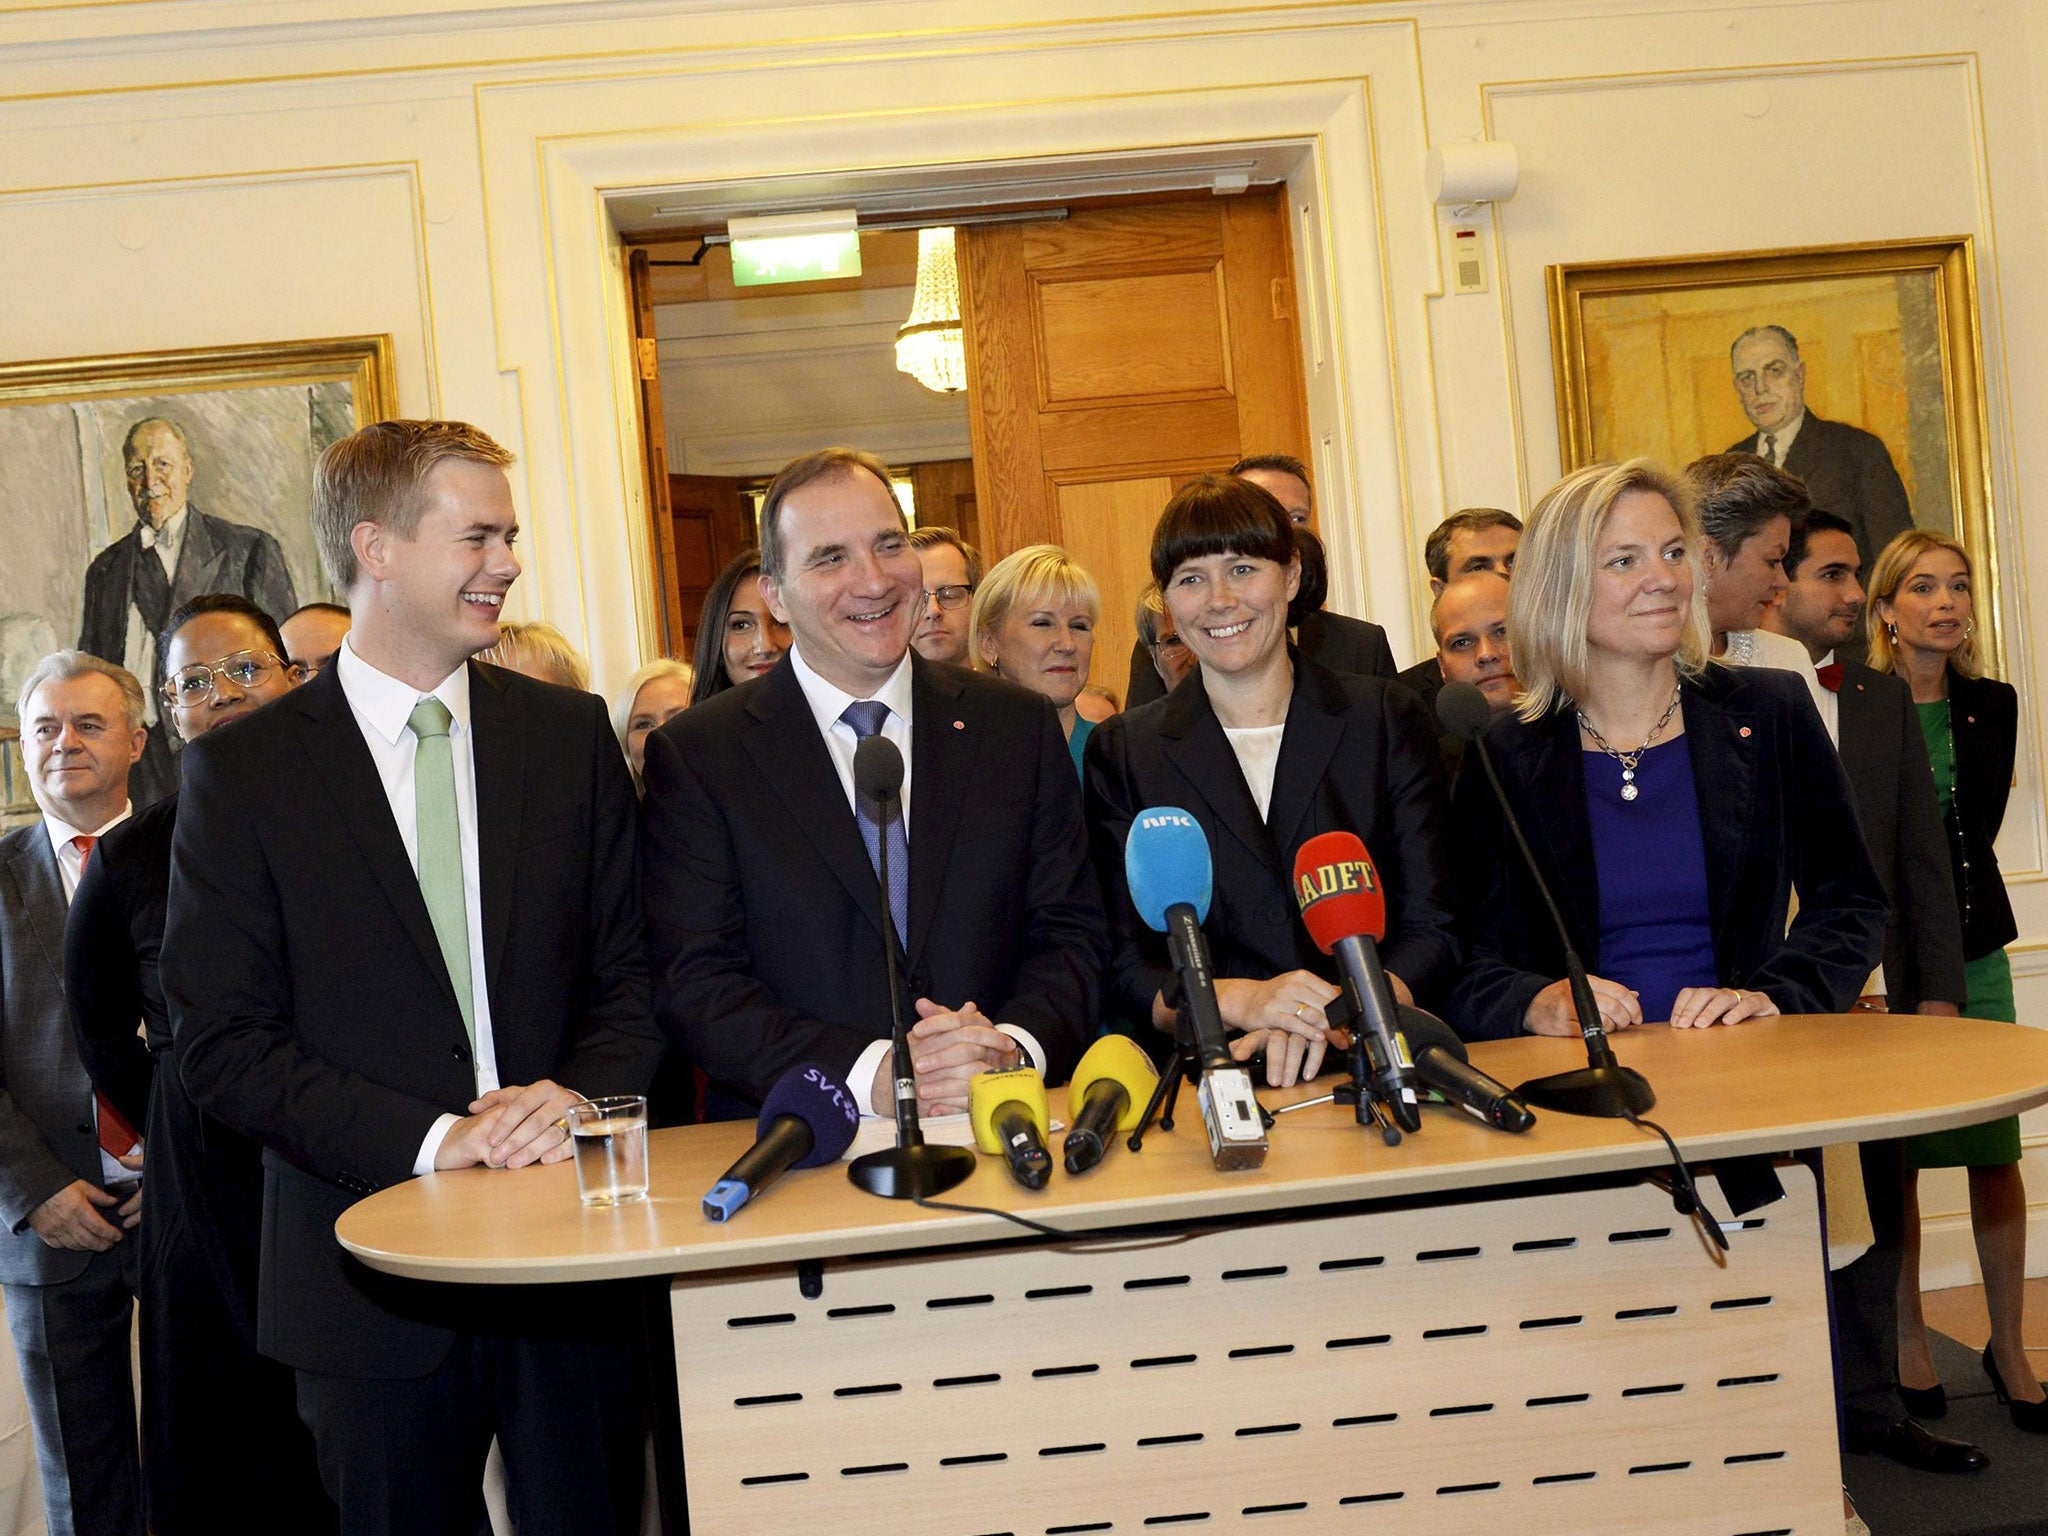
[0,651,149,1536]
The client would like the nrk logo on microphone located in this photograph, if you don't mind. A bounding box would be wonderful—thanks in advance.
[1137,810,1198,833]
[1296,858,1375,912]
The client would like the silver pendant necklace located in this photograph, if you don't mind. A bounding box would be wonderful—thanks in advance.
[1578,685,1682,803]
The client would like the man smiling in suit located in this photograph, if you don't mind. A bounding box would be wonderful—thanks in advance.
[165,419,662,1534]
[78,416,299,805]
[642,447,1103,1119]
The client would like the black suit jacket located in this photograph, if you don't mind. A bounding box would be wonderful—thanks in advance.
[641,654,1105,1108]
[1125,610,1398,708]
[1729,415,1913,574]
[1085,652,1457,1031]
[65,795,173,1127]
[165,661,662,1377]
[1942,669,2019,959]
[1392,654,1464,777]
[1447,666,1888,1040]
[1832,659,1967,1011]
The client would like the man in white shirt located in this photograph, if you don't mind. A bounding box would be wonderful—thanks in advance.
[643,447,1104,1120]
[166,419,662,1535]
[0,651,148,1536]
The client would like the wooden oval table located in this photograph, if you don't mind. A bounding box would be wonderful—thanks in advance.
[340,1015,2048,1536]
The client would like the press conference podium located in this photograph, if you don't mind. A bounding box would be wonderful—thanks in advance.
[339,1015,2048,1535]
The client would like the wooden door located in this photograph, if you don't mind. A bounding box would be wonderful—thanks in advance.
[668,473,754,660]
[958,192,1310,699]
[627,249,687,656]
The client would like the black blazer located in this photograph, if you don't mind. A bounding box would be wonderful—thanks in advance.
[1728,415,1912,576]
[65,794,174,1127]
[1942,669,2019,959]
[166,662,662,1377]
[1447,666,1887,1040]
[641,654,1105,1109]
[1392,654,1466,777]
[1085,652,1457,1031]
[1125,610,1398,708]
[1832,660,1966,1010]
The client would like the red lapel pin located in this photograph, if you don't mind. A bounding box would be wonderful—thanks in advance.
[1739,726,1752,738]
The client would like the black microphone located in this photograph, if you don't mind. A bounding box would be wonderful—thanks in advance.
[703,1066,864,1220]
[1436,681,1654,1119]
[845,733,975,1201]
[1399,1006,1535,1134]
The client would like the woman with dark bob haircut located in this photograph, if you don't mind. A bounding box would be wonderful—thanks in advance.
[690,550,792,705]
[1083,475,1457,1085]
[1446,458,1886,1041]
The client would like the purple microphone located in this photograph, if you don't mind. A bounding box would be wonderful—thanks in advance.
[703,1066,862,1221]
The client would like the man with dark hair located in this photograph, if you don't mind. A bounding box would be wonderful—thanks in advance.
[0,651,148,1536]
[1727,324,1914,574]
[643,446,1104,1118]
[1761,507,1987,1479]
[1396,572,1515,774]
[907,525,981,667]
[280,601,353,678]
[1423,507,1522,595]
[67,593,331,1532]
[78,416,300,806]
[165,418,662,1534]
[1127,459,1397,706]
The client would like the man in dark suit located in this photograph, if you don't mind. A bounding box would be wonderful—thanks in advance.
[1,651,149,1536]
[165,420,663,1535]
[78,416,299,806]
[1763,505,1987,1476]
[1727,325,1914,574]
[1128,454,1396,707]
[1394,571,1516,775]
[67,595,333,1533]
[642,447,1103,1117]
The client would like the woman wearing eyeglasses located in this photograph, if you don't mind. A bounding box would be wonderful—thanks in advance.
[971,545,1101,777]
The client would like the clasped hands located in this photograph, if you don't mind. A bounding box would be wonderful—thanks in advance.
[435,1080,583,1171]
[866,999,1022,1117]
[29,1149,144,1252]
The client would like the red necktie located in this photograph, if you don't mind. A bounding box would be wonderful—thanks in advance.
[1816,663,1844,693]
[71,836,141,1160]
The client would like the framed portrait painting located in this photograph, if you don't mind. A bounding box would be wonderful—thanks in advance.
[0,335,395,821]
[1546,237,1998,670]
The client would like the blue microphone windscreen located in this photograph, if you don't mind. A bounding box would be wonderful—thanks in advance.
[759,1065,862,1168]
[1124,807,1213,931]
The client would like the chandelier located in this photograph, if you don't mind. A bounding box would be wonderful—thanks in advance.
[896,226,967,394]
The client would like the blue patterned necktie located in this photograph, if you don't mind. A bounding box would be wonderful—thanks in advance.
[840,699,909,943]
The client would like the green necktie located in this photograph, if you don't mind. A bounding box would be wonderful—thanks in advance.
[408,697,475,1053]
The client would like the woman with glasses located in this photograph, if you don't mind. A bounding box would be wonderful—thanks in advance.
[1446,458,1885,1042]
[1135,583,1196,695]
[690,551,792,704]
[1086,476,1456,1086]
[971,544,1101,776]
[1868,530,2045,1430]
[64,594,331,1531]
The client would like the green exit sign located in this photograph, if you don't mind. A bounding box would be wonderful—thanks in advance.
[727,210,862,288]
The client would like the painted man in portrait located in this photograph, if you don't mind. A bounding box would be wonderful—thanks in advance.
[77,417,298,807]
[1726,324,1915,576]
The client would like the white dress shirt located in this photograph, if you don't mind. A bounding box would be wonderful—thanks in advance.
[44,805,136,1183]
[783,643,1043,1111]
[335,639,499,1173]
[1755,409,1806,466]
[1222,724,1287,822]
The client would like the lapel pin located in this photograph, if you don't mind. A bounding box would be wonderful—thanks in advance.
[953,719,965,730]
[1738,726,1752,738]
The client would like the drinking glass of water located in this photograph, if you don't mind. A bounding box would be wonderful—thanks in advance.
[566,1095,649,1206]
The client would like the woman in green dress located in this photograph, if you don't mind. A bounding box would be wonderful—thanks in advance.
[1870,528,2045,1431]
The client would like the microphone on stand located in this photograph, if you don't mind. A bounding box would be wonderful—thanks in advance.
[703,1065,863,1220]
[1399,1006,1535,1133]
[1436,682,1654,1119]
[845,734,976,1201]
[1291,832,1423,1134]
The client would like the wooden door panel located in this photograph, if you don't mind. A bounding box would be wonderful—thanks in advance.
[1053,475,1176,704]
[1033,266,1232,406]
[1221,197,1311,459]
[1038,399,1241,473]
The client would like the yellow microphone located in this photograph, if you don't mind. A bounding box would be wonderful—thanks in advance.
[970,1068,1053,1190]
[1062,1035,1160,1175]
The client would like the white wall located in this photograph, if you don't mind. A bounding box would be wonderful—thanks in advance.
[6,0,2048,1280]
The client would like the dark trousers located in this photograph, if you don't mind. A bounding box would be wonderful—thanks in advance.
[1832,1138,1910,1437]
[3,1234,143,1536]
[294,1296,645,1536]
[143,1053,334,1534]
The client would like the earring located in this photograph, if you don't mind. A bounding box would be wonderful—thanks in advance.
[1886,621,1899,644]
[1965,619,1975,638]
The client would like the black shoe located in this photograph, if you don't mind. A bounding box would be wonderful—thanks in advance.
[1981,1344,2048,1434]
[1844,1419,1990,1473]
[1898,1380,1948,1419]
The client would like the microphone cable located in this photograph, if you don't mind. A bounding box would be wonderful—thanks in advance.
[1623,1108,1730,1254]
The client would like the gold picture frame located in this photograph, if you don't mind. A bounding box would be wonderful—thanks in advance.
[0,334,396,823]
[1546,238,1998,673]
